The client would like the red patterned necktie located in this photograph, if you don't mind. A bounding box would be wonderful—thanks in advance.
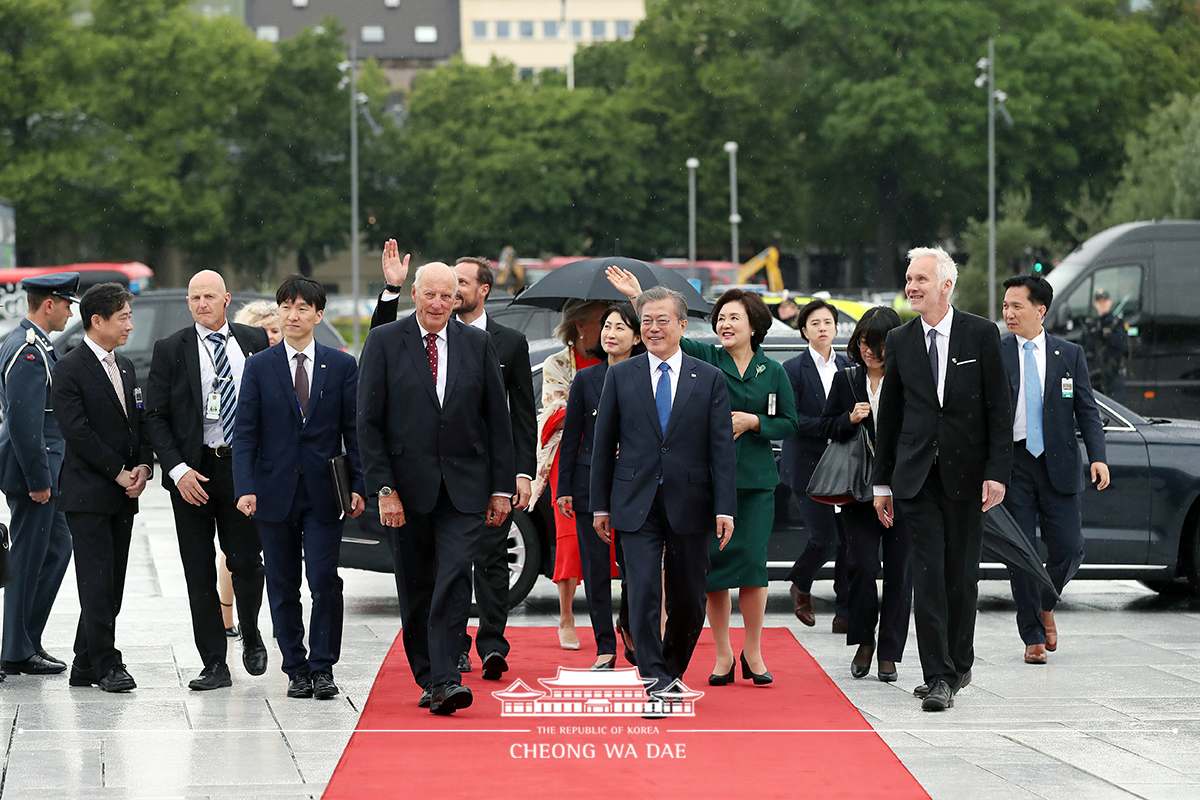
[425,332,438,383]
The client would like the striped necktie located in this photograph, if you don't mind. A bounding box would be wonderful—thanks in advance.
[206,332,237,445]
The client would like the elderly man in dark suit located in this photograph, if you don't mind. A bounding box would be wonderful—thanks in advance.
[145,270,270,691]
[591,286,737,696]
[51,283,154,693]
[873,247,1013,712]
[0,272,79,676]
[370,242,536,681]
[358,261,515,716]
[1000,274,1109,665]
[234,275,364,701]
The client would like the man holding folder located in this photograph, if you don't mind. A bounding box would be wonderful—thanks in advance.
[233,276,364,701]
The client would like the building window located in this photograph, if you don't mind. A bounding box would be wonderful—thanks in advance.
[518,21,534,38]
[496,20,510,38]
[615,20,632,39]
[472,21,487,39]
[414,26,437,43]
[518,67,535,81]
[591,20,606,40]
[361,26,385,43]
[292,0,308,7]
[256,26,280,42]
[543,20,559,38]
[384,0,401,7]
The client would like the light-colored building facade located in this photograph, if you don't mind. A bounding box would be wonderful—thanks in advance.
[460,0,645,78]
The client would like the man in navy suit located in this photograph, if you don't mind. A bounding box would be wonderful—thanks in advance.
[233,276,365,701]
[591,286,737,696]
[358,262,514,716]
[1000,274,1109,665]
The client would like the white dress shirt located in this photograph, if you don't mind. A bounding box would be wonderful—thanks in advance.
[809,345,838,399]
[284,338,317,399]
[920,306,954,407]
[867,374,883,435]
[646,347,684,405]
[83,333,151,478]
[416,321,448,406]
[1013,329,1047,442]
[168,323,248,483]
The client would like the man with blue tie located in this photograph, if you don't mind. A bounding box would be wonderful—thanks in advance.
[0,272,79,677]
[234,275,365,700]
[1000,274,1109,665]
[591,286,737,696]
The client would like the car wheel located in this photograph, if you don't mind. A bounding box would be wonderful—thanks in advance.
[1139,578,1190,595]
[507,510,542,609]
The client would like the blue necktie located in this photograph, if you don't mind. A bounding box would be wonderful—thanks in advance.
[207,332,237,445]
[1023,340,1044,457]
[656,362,672,435]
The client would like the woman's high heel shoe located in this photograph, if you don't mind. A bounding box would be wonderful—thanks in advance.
[708,660,736,686]
[740,652,773,685]
[619,627,636,667]
[851,643,875,679]
[877,659,897,683]
[591,655,616,672]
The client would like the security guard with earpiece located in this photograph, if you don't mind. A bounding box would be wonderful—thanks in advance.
[0,272,80,676]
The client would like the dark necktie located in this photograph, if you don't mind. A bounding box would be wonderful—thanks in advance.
[206,332,237,443]
[425,332,439,383]
[928,329,939,392]
[295,352,309,417]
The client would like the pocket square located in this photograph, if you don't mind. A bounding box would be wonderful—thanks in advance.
[954,359,977,366]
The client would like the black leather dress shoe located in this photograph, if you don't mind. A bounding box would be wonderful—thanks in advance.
[921,679,953,711]
[419,687,433,708]
[69,664,98,687]
[481,651,508,681]
[287,673,314,698]
[243,644,268,677]
[98,665,136,693]
[37,649,66,667]
[957,669,972,693]
[189,662,232,691]
[312,671,339,700]
[831,617,849,634]
[913,682,931,698]
[458,651,473,673]
[877,660,898,683]
[740,652,773,685]
[591,656,617,673]
[430,683,473,715]
[2,653,67,675]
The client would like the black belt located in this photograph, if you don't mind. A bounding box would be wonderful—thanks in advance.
[206,445,232,458]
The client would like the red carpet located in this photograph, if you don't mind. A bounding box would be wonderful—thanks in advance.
[324,627,928,799]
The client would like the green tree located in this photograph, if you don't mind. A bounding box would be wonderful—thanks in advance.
[957,188,1056,317]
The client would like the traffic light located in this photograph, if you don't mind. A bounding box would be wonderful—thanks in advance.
[1032,261,1044,273]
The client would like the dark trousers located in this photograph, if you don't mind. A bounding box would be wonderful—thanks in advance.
[896,464,983,689]
[576,510,628,656]
[2,492,72,662]
[787,488,850,619]
[258,480,344,678]
[842,501,913,663]
[620,486,710,694]
[170,449,265,666]
[388,481,483,689]
[66,509,134,676]
[1003,444,1084,645]
[462,516,512,660]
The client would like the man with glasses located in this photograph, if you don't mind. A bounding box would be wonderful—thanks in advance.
[591,286,736,698]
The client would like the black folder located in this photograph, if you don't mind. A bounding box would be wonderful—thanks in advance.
[328,454,353,518]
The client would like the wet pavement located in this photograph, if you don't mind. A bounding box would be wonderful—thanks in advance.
[3,482,1200,799]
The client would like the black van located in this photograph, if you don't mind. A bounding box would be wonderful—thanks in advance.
[1045,220,1200,420]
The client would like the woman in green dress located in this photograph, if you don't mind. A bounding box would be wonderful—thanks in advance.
[607,269,799,685]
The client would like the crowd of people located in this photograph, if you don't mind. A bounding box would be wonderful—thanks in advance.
[0,243,1112,716]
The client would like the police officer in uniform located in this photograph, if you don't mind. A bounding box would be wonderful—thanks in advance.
[1082,289,1127,400]
[0,273,80,676]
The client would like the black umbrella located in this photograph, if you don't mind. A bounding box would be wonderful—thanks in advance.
[512,256,711,318]
[983,505,1060,600]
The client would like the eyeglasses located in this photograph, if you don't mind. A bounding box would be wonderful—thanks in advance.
[641,316,678,328]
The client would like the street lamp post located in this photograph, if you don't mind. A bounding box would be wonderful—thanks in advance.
[724,141,740,265]
[975,38,1012,321]
[349,41,361,351]
[686,158,699,283]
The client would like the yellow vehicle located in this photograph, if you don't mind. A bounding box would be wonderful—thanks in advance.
[760,292,871,341]
[736,247,785,291]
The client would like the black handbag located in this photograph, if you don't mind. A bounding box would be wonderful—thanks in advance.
[806,367,874,505]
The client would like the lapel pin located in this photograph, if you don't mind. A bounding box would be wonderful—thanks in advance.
[321,364,327,369]
[1054,350,1060,355]
[951,358,957,364]
[690,373,697,378]
[754,364,766,377]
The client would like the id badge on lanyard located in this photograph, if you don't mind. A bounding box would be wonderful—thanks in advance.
[206,380,222,420]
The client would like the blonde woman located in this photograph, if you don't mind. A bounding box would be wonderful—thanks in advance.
[234,300,282,346]
[531,299,609,649]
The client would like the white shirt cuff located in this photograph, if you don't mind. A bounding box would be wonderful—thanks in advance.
[873,485,892,497]
[716,514,733,521]
[516,473,532,481]
[380,290,401,301]
[594,511,609,517]
[169,463,192,485]
[491,491,513,498]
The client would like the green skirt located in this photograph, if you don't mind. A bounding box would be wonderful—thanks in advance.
[707,487,775,591]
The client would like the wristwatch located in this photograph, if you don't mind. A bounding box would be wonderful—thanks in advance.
[384,283,403,293]
[378,486,394,497]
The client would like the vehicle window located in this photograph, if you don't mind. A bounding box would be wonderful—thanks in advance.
[526,308,558,340]
[1062,264,1142,329]
[491,307,532,335]
[1153,240,1200,318]
[120,305,159,353]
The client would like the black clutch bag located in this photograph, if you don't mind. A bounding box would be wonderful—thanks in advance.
[328,455,353,518]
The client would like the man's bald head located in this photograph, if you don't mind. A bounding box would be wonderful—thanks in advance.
[187,269,232,331]
[412,262,458,333]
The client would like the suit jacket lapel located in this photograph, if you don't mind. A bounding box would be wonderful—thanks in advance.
[271,346,304,425]
[84,349,127,417]
[443,321,465,402]
[663,354,698,441]
[943,312,966,400]
[305,342,329,422]
[800,352,826,405]
[632,356,661,441]
[403,317,439,406]
[1002,336,1020,406]
[183,329,204,415]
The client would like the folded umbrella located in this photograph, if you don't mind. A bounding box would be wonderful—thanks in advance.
[983,505,1060,600]
[511,256,710,317]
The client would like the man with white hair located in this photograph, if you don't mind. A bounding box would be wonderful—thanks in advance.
[871,246,1012,711]
[357,261,514,716]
